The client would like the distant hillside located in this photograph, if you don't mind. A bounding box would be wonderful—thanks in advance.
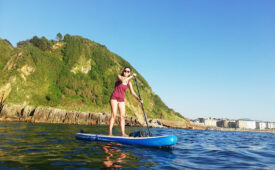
[239,118,253,121]
[0,34,185,121]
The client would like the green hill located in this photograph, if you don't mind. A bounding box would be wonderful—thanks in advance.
[0,34,185,121]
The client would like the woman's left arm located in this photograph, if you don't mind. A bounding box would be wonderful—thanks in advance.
[129,82,142,103]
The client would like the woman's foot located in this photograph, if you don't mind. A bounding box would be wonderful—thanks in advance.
[122,134,129,137]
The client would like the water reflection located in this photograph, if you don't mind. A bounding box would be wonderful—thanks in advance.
[102,143,127,168]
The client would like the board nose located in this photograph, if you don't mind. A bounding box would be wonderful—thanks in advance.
[171,135,178,144]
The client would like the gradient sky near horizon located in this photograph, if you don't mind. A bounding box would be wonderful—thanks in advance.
[1,0,275,121]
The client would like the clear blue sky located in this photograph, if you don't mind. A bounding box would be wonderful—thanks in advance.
[1,0,274,121]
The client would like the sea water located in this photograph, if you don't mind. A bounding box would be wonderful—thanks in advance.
[0,121,274,169]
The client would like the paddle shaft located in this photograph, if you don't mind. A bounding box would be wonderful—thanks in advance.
[134,77,151,136]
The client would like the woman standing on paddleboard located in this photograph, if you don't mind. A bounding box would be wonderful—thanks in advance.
[109,67,142,136]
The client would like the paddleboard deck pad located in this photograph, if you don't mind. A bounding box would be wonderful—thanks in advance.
[75,133,177,147]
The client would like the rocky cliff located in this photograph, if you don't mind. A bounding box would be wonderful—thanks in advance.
[0,104,141,126]
[0,104,191,129]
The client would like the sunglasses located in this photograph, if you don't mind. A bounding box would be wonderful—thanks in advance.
[124,70,131,73]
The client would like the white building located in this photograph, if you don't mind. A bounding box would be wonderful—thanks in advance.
[256,122,267,130]
[246,120,256,129]
[236,120,256,129]
[204,118,217,127]
[267,122,275,129]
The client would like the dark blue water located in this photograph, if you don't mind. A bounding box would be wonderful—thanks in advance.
[0,121,274,169]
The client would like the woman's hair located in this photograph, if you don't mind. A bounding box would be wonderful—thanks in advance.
[120,67,131,77]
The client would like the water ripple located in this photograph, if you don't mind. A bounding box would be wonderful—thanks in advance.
[0,121,274,169]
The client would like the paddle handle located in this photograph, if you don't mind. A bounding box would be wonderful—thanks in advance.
[134,77,151,136]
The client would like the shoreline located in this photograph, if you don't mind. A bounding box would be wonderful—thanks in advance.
[0,104,274,133]
[0,104,188,128]
[204,126,275,133]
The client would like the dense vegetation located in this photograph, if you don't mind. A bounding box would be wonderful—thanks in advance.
[0,35,185,121]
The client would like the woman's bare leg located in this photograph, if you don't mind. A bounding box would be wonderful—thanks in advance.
[109,100,118,136]
[118,102,128,137]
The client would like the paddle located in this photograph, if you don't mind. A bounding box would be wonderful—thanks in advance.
[133,77,152,137]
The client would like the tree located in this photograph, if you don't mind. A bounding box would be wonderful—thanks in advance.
[56,33,63,41]
[64,34,71,41]
[30,36,50,51]
[17,40,29,47]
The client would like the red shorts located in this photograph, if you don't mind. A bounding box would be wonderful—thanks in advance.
[110,95,124,102]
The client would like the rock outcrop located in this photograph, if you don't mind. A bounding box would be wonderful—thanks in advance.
[0,104,191,129]
[0,104,143,127]
[71,58,92,74]
[17,64,35,81]
[0,83,12,109]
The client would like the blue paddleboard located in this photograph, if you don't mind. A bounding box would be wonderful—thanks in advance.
[75,133,177,147]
